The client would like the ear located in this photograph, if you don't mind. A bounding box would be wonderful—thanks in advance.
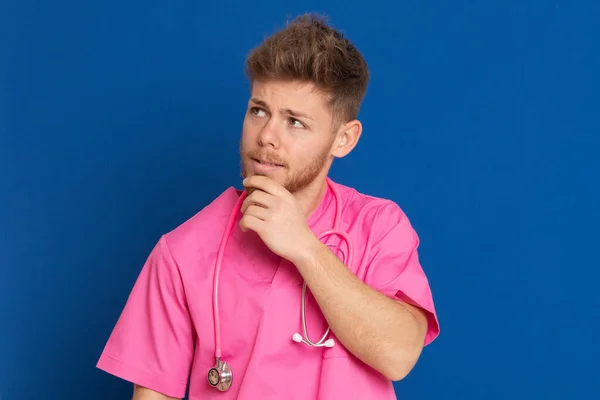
[331,119,362,158]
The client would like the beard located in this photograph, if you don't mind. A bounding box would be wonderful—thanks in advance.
[239,139,332,194]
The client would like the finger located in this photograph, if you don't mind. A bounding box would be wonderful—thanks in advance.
[239,214,262,233]
[243,204,270,221]
[243,175,287,197]
[241,189,275,213]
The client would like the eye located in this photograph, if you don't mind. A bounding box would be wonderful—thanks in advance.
[250,107,267,117]
[288,118,305,129]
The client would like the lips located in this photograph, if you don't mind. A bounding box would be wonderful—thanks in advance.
[253,158,284,167]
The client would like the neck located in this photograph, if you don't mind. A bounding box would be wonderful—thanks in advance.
[293,177,329,219]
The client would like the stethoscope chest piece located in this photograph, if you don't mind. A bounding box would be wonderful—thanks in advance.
[207,357,233,391]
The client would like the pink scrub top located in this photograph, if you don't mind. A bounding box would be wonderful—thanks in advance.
[96,179,440,399]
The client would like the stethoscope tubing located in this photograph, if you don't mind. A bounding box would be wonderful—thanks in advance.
[212,179,350,358]
[212,190,248,359]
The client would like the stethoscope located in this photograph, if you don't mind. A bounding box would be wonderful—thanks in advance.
[207,178,353,391]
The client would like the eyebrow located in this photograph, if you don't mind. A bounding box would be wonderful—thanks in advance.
[250,97,314,120]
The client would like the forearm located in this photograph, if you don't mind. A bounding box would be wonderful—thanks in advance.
[132,385,179,400]
[292,237,427,381]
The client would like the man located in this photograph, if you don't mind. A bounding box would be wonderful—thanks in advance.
[97,13,439,399]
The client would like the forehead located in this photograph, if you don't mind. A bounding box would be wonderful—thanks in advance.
[250,80,332,119]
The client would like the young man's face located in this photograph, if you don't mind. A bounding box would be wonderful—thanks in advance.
[239,79,339,194]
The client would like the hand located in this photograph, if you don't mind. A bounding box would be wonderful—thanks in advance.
[239,176,317,263]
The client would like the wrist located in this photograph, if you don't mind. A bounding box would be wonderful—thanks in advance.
[289,232,323,267]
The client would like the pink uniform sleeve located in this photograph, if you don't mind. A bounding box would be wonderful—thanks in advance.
[96,235,194,398]
[364,201,440,346]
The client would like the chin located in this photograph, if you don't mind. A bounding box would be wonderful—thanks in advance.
[255,172,285,184]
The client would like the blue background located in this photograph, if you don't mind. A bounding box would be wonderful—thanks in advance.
[1,1,599,399]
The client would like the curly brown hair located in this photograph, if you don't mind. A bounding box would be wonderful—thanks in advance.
[244,13,369,126]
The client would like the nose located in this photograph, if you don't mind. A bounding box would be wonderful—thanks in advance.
[257,117,281,149]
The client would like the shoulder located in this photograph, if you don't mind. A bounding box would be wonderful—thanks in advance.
[332,180,417,242]
[160,186,241,256]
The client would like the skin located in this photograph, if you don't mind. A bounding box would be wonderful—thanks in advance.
[134,79,428,399]
[132,386,178,400]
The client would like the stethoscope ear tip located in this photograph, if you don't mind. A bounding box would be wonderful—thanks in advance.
[292,333,336,348]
